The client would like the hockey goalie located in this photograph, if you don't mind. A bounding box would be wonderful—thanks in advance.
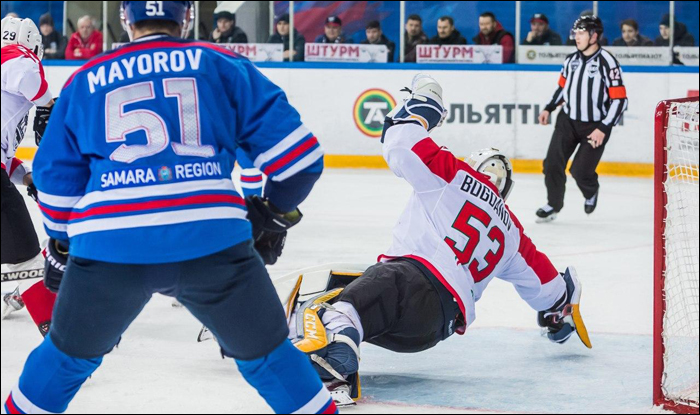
[283,75,593,406]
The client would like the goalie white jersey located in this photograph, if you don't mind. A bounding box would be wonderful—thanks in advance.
[380,123,565,331]
[1,44,51,182]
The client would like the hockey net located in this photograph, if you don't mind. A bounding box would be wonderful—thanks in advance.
[654,96,699,414]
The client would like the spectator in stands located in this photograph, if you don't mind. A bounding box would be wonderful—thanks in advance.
[315,16,352,44]
[612,19,653,47]
[430,16,467,46]
[654,14,695,47]
[566,11,608,45]
[267,14,305,62]
[39,13,66,60]
[210,11,247,44]
[473,12,514,63]
[404,14,428,62]
[65,15,103,60]
[4,12,19,19]
[361,20,396,62]
[523,13,562,45]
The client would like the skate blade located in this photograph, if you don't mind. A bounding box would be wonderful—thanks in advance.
[535,213,557,223]
[572,304,592,349]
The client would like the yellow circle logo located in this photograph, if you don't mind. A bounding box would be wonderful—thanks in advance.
[353,89,397,138]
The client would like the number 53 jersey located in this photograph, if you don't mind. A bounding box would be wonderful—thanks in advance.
[33,35,323,264]
[380,123,565,331]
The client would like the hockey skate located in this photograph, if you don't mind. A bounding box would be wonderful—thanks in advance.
[535,204,559,223]
[2,286,25,320]
[537,267,592,349]
[584,192,599,214]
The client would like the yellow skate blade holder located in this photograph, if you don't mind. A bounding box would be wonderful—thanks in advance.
[572,304,592,349]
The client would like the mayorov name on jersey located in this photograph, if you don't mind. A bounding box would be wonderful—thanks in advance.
[87,49,203,93]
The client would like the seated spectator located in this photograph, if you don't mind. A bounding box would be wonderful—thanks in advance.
[523,13,562,45]
[404,14,428,62]
[66,15,103,60]
[315,16,352,44]
[654,14,695,46]
[612,19,653,47]
[210,11,247,44]
[566,11,608,45]
[361,20,395,62]
[39,13,67,60]
[267,14,305,62]
[473,12,514,63]
[430,16,467,46]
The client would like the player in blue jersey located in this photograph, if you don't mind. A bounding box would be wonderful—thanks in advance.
[3,2,336,414]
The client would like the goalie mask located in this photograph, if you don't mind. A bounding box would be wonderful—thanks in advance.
[1,17,44,59]
[467,148,514,201]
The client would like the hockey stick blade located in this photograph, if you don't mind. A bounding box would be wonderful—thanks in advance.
[1,268,44,283]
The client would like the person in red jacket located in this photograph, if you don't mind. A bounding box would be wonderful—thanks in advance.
[473,12,514,63]
[65,15,102,60]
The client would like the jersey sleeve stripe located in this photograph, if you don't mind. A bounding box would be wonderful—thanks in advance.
[240,174,263,183]
[36,192,82,209]
[252,125,312,168]
[262,135,320,176]
[269,147,324,183]
[507,207,559,285]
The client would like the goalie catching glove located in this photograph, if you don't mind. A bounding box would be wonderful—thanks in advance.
[245,195,302,265]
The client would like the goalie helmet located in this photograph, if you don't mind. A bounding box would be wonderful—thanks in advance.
[120,1,194,41]
[1,17,44,59]
[466,148,514,201]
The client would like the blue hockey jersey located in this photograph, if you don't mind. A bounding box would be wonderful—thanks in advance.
[33,35,323,264]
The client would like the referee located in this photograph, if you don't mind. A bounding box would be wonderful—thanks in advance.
[536,15,628,222]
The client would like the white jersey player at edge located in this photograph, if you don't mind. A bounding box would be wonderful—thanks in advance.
[286,75,592,405]
[1,16,57,330]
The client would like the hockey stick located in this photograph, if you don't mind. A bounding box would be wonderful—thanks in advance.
[1,268,44,283]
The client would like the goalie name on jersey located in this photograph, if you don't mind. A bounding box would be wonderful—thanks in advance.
[461,174,513,231]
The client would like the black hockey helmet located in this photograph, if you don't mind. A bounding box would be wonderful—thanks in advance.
[570,15,604,40]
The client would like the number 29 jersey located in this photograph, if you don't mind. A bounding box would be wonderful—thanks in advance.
[379,123,564,331]
[33,35,323,264]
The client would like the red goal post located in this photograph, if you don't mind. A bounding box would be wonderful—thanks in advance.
[653,96,699,414]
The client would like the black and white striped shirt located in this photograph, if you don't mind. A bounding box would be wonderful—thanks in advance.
[545,48,628,130]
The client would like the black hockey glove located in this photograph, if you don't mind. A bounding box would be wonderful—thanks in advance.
[245,195,302,265]
[44,239,69,293]
[26,183,38,202]
[33,102,54,145]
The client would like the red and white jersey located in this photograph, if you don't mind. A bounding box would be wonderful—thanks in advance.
[380,123,565,331]
[1,44,51,181]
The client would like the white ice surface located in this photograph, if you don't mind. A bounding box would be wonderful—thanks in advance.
[2,169,666,414]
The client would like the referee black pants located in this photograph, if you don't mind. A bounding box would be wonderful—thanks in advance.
[1,169,40,264]
[543,111,611,211]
